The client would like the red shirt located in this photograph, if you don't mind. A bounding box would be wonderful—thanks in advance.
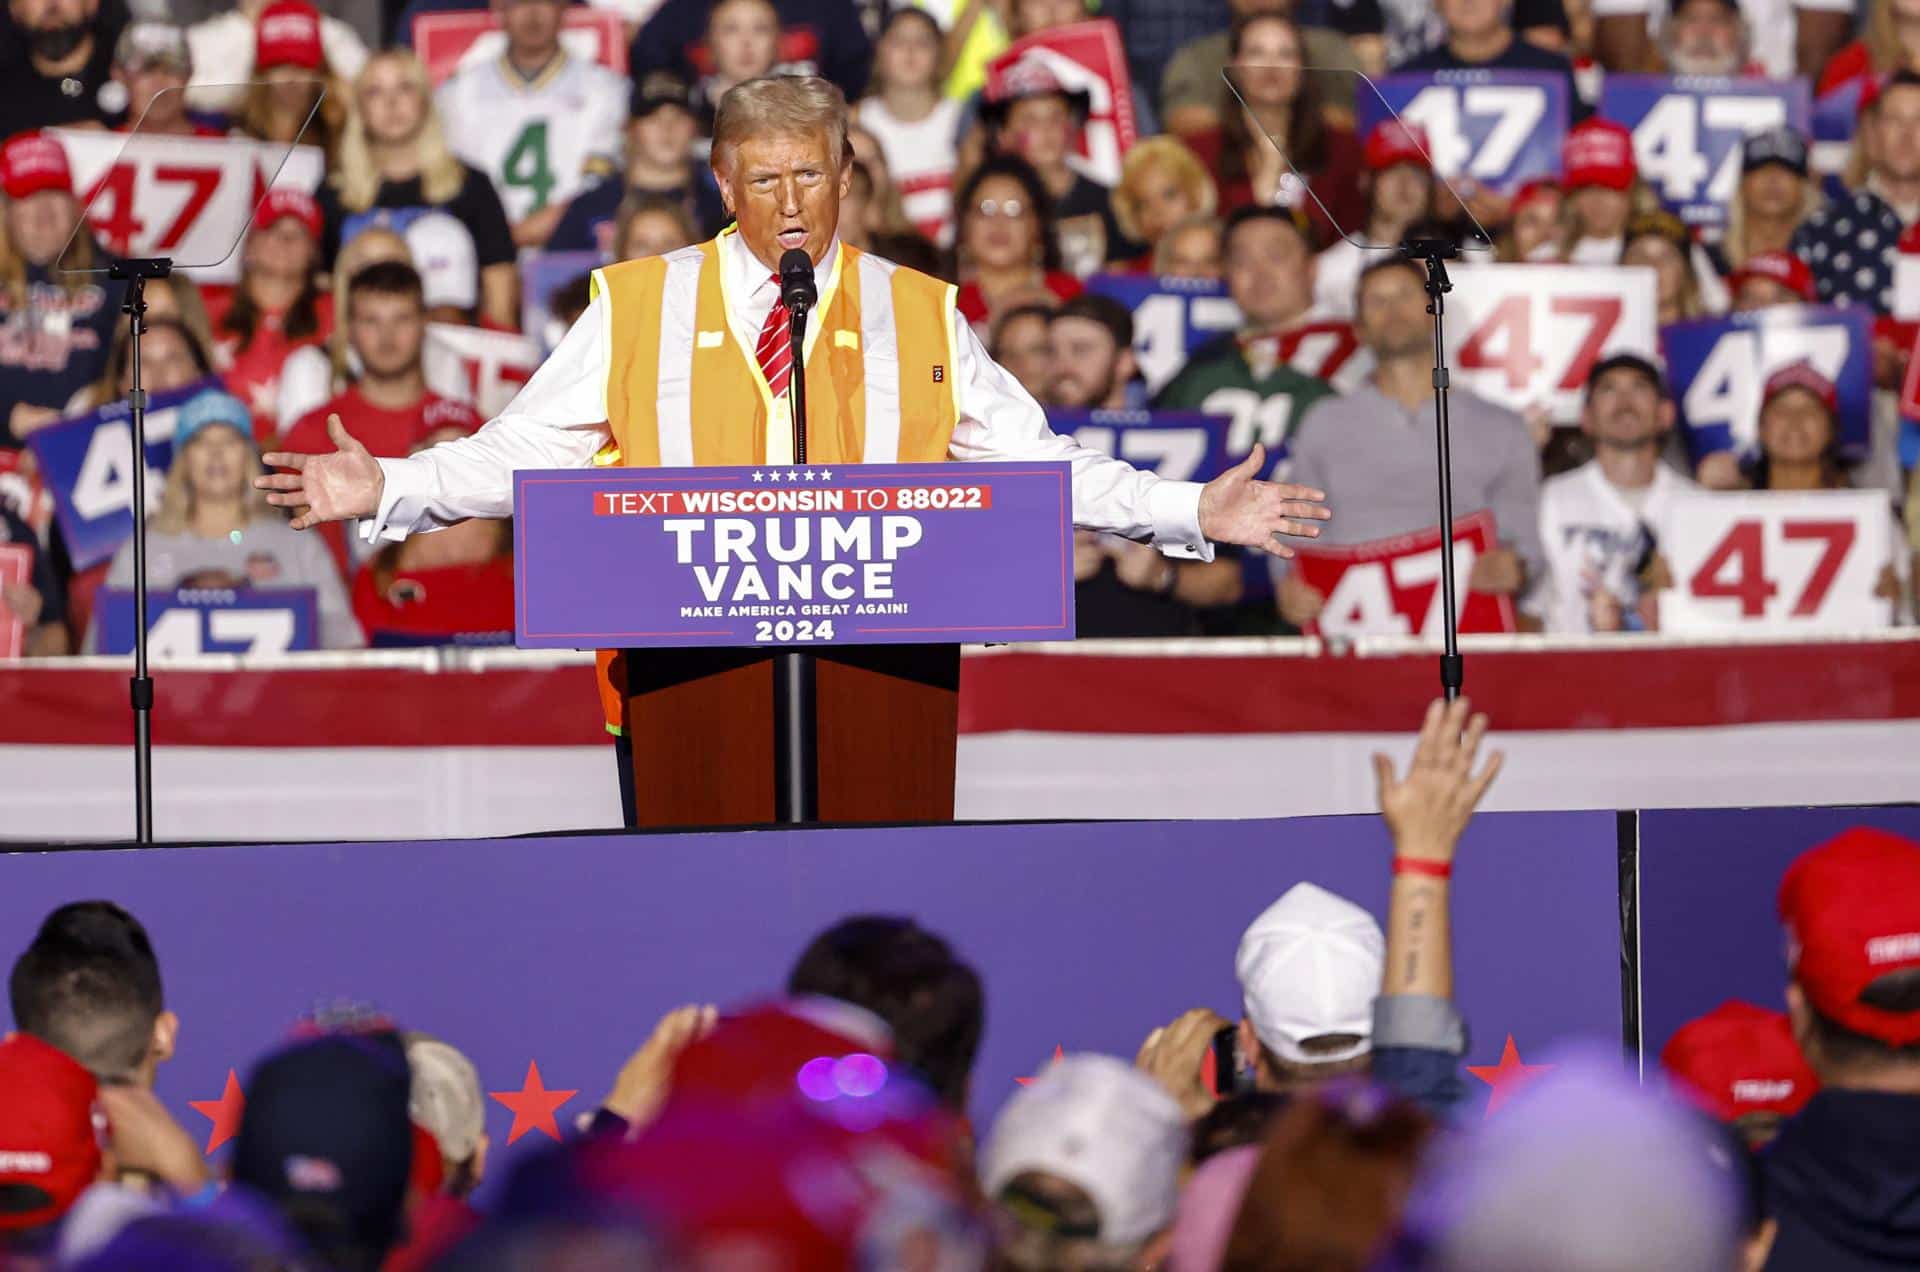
[956,271,1084,327]
[284,386,482,460]
[1818,41,1872,97]
[1180,121,1365,250]
[352,557,514,646]
[204,287,334,443]
[285,388,482,575]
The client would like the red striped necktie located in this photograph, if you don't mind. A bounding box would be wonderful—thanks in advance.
[755,274,794,396]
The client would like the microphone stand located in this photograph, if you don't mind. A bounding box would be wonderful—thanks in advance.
[772,291,817,822]
[109,255,174,844]
[1402,238,1464,702]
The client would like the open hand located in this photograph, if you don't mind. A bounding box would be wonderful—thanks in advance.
[1372,697,1503,863]
[256,414,384,530]
[1196,443,1331,558]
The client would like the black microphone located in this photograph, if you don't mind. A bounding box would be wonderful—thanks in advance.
[779,248,817,312]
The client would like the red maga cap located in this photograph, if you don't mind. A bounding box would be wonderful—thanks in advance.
[256,0,323,70]
[0,131,73,201]
[1761,359,1838,413]
[0,1034,102,1234]
[1734,250,1818,303]
[1779,827,1920,1047]
[1562,119,1636,191]
[255,187,321,242]
[1364,119,1430,172]
[1660,1000,1818,1123]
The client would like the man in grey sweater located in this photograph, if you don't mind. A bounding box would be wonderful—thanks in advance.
[1275,256,1544,631]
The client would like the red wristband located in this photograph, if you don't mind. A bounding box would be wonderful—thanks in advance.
[1392,857,1453,879]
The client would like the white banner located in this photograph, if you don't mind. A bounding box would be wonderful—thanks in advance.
[1661,490,1894,633]
[1447,263,1660,423]
[53,131,325,286]
[426,322,541,418]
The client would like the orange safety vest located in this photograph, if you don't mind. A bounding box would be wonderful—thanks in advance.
[587,229,961,733]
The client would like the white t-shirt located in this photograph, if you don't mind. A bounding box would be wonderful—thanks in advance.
[1531,458,1695,633]
[1588,0,1851,80]
[854,97,962,245]
[436,54,628,224]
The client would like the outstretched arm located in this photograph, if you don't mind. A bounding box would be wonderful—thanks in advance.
[947,319,1331,561]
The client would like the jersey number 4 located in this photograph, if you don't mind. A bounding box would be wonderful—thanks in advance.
[503,121,557,212]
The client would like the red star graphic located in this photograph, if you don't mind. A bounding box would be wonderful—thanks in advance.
[489,1061,578,1145]
[1466,1035,1555,1116]
[189,1069,246,1153]
[1015,1045,1066,1087]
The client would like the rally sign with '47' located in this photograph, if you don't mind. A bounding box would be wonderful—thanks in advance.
[1446,264,1661,422]
[1291,510,1518,638]
[1601,76,1810,229]
[1358,71,1569,193]
[1660,491,1894,633]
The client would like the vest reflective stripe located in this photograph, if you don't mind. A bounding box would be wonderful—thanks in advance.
[592,234,960,734]
[858,251,901,464]
[656,250,703,466]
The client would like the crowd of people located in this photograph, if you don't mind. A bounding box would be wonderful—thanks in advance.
[1,696,1917,1269]
[0,0,1916,650]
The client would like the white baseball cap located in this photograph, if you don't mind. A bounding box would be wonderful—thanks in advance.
[402,210,478,312]
[978,1053,1185,1248]
[1235,882,1384,1066]
[404,1033,486,1164]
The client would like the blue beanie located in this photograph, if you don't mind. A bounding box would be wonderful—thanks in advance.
[174,388,253,451]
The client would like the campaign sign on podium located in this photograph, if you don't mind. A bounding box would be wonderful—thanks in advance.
[515,462,1075,648]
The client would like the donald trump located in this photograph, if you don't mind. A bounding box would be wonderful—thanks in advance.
[258,75,1333,775]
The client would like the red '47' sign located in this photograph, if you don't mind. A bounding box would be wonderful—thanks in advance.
[1660,491,1893,633]
[1293,510,1517,639]
[1447,263,1660,423]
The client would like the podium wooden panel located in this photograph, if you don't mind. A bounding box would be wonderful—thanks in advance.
[623,645,960,828]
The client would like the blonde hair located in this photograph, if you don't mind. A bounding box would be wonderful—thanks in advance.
[713,75,851,172]
[0,193,96,306]
[1112,136,1217,244]
[1723,173,1824,269]
[150,425,276,535]
[1864,0,1920,75]
[333,51,466,214]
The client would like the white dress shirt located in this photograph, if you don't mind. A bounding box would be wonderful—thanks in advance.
[362,232,1212,559]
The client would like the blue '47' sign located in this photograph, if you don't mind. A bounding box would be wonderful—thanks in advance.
[25,377,225,572]
[1663,305,1871,463]
[1601,76,1810,230]
[1082,274,1240,397]
[95,587,318,656]
[1358,72,1568,194]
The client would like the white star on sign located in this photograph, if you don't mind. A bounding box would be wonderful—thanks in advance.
[752,470,764,482]
[819,469,833,481]
[787,469,801,482]
[803,469,817,481]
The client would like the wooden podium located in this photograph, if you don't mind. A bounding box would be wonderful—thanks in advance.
[621,644,961,827]
[514,460,1074,831]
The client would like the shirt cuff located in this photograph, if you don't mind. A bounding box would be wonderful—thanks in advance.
[361,456,429,544]
[1374,993,1468,1056]
[1587,0,1648,16]
[1149,479,1213,562]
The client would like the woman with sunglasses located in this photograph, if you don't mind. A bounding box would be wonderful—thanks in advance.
[951,155,1082,332]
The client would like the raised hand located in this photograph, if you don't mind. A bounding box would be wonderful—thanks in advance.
[1371,697,1504,863]
[1196,443,1331,558]
[1136,1006,1229,1119]
[256,414,384,530]
[600,1003,719,1132]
